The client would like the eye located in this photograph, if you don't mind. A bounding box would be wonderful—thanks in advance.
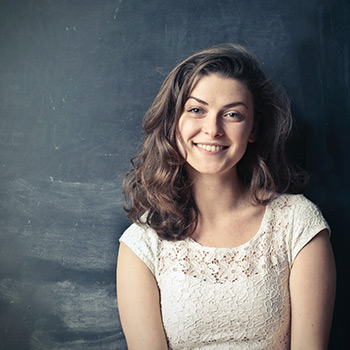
[224,111,243,120]
[188,107,202,114]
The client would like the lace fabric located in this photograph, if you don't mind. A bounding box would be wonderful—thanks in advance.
[119,194,329,349]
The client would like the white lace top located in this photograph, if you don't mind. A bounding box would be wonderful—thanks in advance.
[119,194,329,350]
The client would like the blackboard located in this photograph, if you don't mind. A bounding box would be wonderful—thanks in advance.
[0,0,349,349]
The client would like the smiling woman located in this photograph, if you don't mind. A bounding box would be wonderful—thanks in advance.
[177,74,255,178]
[117,44,336,350]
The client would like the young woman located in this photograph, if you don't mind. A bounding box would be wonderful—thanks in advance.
[117,44,336,350]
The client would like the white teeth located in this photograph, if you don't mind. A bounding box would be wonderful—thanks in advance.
[197,143,225,152]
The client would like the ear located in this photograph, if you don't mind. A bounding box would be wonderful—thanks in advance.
[248,118,258,143]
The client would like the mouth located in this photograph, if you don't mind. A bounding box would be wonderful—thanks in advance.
[195,143,228,152]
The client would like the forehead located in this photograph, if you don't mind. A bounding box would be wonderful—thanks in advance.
[187,73,253,105]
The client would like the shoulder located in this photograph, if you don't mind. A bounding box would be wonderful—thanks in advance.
[120,221,160,242]
[271,193,313,206]
[270,193,326,218]
[119,222,162,275]
[269,194,330,265]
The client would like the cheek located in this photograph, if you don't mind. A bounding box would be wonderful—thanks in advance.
[177,117,200,140]
[238,121,255,140]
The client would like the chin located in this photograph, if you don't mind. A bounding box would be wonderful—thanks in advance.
[188,165,238,178]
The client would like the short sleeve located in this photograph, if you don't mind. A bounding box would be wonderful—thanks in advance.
[119,223,160,275]
[289,195,330,265]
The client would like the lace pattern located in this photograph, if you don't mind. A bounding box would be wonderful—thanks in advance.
[119,194,329,349]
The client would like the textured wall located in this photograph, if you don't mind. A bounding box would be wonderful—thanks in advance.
[0,0,349,349]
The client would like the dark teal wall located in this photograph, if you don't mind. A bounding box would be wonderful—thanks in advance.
[0,1,348,349]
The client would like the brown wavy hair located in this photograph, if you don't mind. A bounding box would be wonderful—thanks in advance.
[123,43,308,240]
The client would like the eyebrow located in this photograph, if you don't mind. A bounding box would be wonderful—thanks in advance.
[187,96,249,110]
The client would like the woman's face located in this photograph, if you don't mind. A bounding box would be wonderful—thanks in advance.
[177,73,256,178]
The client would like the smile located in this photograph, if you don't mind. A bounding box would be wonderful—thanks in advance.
[196,143,228,152]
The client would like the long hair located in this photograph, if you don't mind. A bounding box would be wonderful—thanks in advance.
[123,43,308,240]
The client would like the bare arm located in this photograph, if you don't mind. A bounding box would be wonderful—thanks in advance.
[290,229,336,350]
[116,242,168,350]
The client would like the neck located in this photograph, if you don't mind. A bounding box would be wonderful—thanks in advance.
[190,167,250,220]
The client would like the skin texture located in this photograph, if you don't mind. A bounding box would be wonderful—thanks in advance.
[117,74,336,349]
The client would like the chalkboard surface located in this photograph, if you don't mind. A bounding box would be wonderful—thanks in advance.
[0,0,349,349]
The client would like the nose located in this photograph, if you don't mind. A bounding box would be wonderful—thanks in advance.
[202,114,223,138]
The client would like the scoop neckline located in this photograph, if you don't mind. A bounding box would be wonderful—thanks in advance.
[185,198,272,251]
